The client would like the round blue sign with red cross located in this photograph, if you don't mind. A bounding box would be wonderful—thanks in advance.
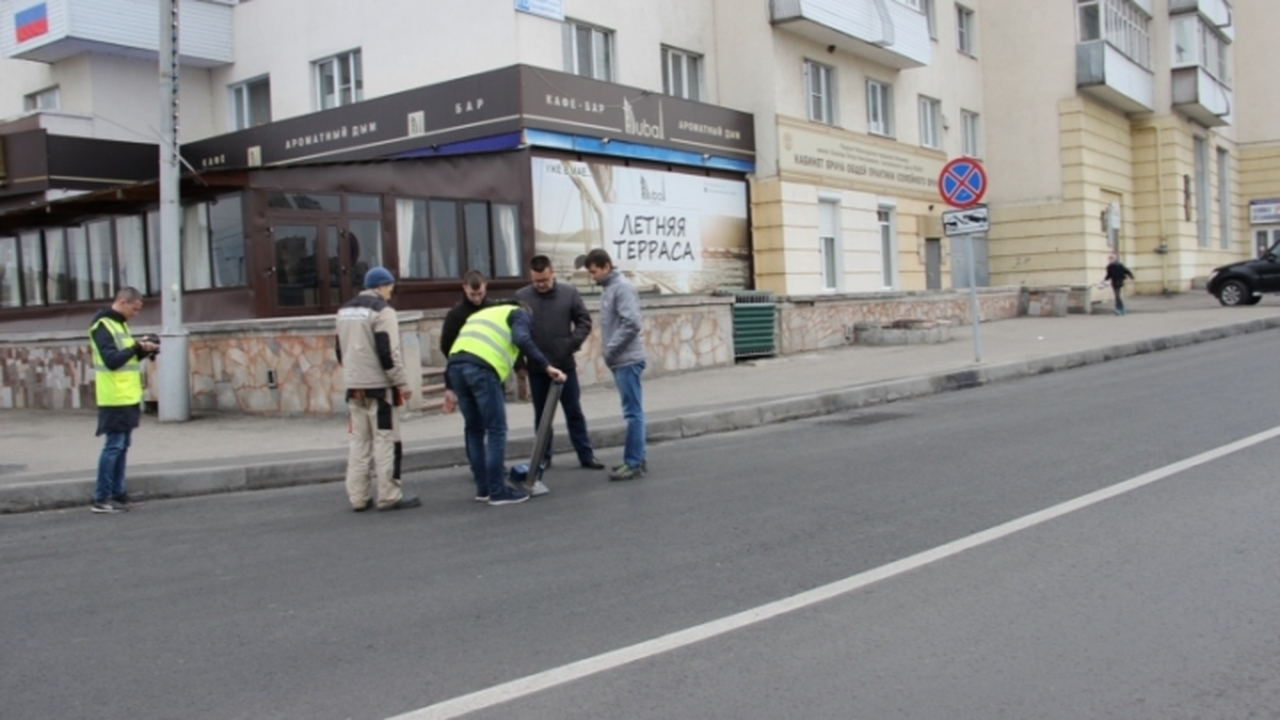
[939,157,987,209]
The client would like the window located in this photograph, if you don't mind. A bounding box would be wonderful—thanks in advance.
[924,0,937,39]
[18,232,44,306]
[1194,136,1209,247]
[567,21,613,80]
[398,198,521,280]
[867,80,894,137]
[662,46,702,101]
[819,200,839,291]
[345,218,382,291]
[1172,14,1231,85]
[1077,0,1151,69]
[961,110,981,157]
[956,5,976,55]
[182,205,212,290]
[68,226,91,302]
[23,86,59,112]
[86,221,116,300]
[314,50,362,110]
[919,96,942,149]
[116,217,147,294]
[44,228,68,304]
[1217,147,1230,249]
[879,208,896,288]
[805,60,835,125]
[896,0,922,9]
[209,196,247,287]
[0,237,19,308]
[230,77,271,130]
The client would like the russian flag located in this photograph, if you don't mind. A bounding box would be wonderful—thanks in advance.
[15,3,49,43]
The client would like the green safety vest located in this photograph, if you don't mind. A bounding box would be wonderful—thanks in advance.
[450,305,520,382]
[90,316,143,406]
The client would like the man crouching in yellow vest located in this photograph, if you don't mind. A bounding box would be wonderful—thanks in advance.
[336,267,419,512]
[89,287,159,514]
[443,301,565,505]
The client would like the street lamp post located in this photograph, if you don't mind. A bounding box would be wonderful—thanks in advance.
[157,0,190,421]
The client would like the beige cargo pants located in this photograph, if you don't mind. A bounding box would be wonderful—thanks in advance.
[345,392,404,509]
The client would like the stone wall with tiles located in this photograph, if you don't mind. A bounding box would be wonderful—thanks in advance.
[775,287,1022,354]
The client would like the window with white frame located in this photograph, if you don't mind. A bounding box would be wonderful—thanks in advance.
[924,0,937,39]
[1194,136,1209,247]
[819,200,839,291]
[804,60,835,125]
[662,46,702,101]
[314,50,362,110]
[230,77,271,130]
[1172,14,1230,85]
[867,79,894,137]
[919,96,941,149]
[961,110,981,157]
[956,5,976,55]
[567,21,613,80]
[23,86,59,112]
[879,207,896,288]
[895,0,922,9]
[1217,147,1230,249]
[1076,0,1151,69]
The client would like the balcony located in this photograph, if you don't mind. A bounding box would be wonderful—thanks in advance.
[1172,66,1231,127]
[1,0,232,67]
[771,0,930,70]
[1077,41,1154,113]
[1170,0,1233,40]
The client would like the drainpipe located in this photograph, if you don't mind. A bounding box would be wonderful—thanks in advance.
[1148,124,1170,294]
[871,0,895,46]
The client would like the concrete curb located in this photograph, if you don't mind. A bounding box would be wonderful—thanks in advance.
[4,316,1278,514]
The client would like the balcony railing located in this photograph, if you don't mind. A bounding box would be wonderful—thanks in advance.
[771,0,931,70]
[1076,41,1154,114]
[1,0,232,67]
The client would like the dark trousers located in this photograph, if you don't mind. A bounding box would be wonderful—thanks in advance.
[1112,284,1126,313]
[529,369,594,464]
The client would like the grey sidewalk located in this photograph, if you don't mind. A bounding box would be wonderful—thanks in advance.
[3,292,1279,512]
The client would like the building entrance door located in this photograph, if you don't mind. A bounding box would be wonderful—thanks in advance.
[269,222,363,313]
[925,238,942,290]
[1255,227,1280,258]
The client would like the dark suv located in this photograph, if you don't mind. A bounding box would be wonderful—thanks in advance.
[1207,241,1280,306]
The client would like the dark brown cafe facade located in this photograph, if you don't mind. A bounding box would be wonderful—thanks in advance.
[0,65,760,413]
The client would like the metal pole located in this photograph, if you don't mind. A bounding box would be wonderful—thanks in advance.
[966,233,983,363]
[157,0,190,421]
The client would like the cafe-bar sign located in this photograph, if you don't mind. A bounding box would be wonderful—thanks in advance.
[515,0,563,21]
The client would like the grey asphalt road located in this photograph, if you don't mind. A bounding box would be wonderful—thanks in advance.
[4,333,1280,720]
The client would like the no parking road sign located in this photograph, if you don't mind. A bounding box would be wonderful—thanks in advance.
[939,157,987,209]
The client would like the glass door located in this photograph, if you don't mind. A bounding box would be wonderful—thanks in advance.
[271,223,342,313]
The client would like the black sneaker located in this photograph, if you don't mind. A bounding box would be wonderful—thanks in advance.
[378,496,421,511]
[487,489,530,506]
[580,457,605,469]
[91,501,120,514]
[112,494,135,511]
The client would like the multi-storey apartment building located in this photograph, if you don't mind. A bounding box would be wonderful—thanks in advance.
[0,0,1265,334]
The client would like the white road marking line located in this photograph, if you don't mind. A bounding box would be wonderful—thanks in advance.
[388,424,1280,720]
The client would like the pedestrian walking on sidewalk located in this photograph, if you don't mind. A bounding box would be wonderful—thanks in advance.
[335,267,420,512]
[440,270,491,358]
[89,287,159,514]
[443,302,566,505]
[583,249,648,481]
[515,255,604,471]
[1100,254,1135,315]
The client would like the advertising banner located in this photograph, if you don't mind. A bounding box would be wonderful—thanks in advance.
[532,158,749,293]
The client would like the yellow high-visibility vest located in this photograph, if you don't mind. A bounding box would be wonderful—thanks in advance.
[89,316,143,406]
[449,305,519,382]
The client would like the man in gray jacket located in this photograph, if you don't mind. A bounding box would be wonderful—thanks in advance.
[335,266,420,511]
[584,249,647,481]
[515,255,604,470]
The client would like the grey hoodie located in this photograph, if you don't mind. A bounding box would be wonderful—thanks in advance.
[597,269,646,369]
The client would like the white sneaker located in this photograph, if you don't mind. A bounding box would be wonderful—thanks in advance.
[530,480,550,497]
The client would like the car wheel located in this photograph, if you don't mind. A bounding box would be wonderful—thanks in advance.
[1217,279,1250,307]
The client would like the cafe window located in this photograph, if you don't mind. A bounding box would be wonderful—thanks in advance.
[183,205,212,290]
[398,198,522,280]
[19,231,44,306]
[67,226,91,302]
[209,196,247,288]
[44,228,69,304]
[0,236,19,308]
[116,216,147,294]
[86,221,116,300]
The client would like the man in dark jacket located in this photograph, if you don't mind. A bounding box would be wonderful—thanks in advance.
[89,287,159,513]
[439,270,490,359]
[1100,254,1136,315]
[515,255,604,470]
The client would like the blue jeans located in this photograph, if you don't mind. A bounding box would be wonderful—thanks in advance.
[95,430,132,503]
[529,369,594,464]
[447,362,508,497]
[611,362,646,468]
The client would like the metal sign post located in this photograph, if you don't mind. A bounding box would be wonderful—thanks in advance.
[939,159,988,364]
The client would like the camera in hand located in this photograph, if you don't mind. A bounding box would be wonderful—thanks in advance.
[137,333,161,359]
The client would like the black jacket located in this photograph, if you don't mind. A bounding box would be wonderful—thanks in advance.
[514,280,592,372]
[1104,262,1135,288]
[440,296,491,358]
